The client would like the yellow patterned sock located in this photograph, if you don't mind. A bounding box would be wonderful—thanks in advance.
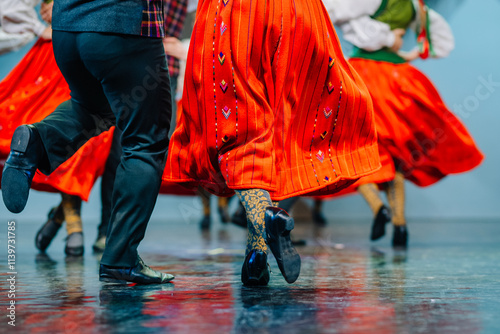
[385,171,406,226]
[358,183,384,215]
[61,194,83,235]
[235,189,272,255]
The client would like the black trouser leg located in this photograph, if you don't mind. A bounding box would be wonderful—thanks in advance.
[35,31,171,267]
[99,128,122,238]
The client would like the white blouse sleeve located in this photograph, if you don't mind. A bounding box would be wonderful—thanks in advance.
[338,16,395,51]
[427,9,455,58]
[0,29,35,55]
[0,0,46,37]
[322,0,382,24]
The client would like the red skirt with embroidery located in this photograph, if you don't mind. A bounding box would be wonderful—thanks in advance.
[344,58,484,189]
[163,0,381,200]
[0,39,113,201]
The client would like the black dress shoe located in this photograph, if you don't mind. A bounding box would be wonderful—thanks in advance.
[370,205,392,241]
[392,225,408,248]
[65,232,84,257]
[99,257,174,284]
[265,207,301,284]
[200,215,211,230]
[35,207,63,252]
[2,125,44,213]
[231,203,247,228]
[241,250,270,286]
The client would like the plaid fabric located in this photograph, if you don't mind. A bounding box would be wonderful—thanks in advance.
[141,0,165,38]
[164,0,188,77]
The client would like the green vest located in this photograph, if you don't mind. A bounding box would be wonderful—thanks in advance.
[351,0,416,63]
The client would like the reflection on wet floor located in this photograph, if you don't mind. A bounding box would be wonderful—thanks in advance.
[0,218,499,333]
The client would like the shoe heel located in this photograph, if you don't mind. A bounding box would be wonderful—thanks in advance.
[10,125,33,153]
[277,210,294,234]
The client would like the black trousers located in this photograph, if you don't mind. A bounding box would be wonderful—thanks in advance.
[35,31,172,267]
[99,75,178,239]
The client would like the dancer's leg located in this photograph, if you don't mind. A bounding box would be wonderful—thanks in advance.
[358,183,391,241]
[358,184,384,215]
[61,193,84,256]
[385,171,408,247]
[235,189,272,255]
[98,128,121,243]
[385,171,406,227]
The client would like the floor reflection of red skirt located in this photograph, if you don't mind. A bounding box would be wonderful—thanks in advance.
[334,58,484,195]
[0,39,113,200]
[163,0,381,200]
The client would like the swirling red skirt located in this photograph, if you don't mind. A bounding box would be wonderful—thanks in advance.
[162,0,381,200]
[331,58,484,197]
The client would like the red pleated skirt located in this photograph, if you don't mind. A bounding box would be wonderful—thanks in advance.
[0,40,113,201]
[346,58,484,188]
[163,0,381,200]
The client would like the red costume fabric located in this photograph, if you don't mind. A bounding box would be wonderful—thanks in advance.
[163,0,381,200]
[346,58,484,188]
[0,39,113,201]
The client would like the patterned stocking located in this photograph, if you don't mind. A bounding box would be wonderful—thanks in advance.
[385,171,406,226]
[358,183,384,215]
[235,189,273,255]
[61,193,83,235]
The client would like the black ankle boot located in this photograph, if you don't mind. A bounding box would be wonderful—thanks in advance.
[241,250,270,286]
[265,207,301,284]
[370,205,392,241]
[2,125,44,213]
[35,207,63,252]
[392,225,408,248]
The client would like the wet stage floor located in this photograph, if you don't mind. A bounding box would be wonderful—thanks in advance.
[0,216,499,333]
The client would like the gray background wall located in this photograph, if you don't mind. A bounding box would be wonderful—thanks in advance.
[0,0,499,223]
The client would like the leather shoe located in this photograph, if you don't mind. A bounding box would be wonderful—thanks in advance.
[241,250,270,286]
[2,125,44,213]
[35,206,63,252]
[65,232,84,257]
[392,225,408,248]
[265,207,301,284]
[93,235,106,253]
[99,257,174,284]
[370,205,392,241]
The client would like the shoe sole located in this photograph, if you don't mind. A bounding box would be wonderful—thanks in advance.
[65,246,84,257]
[2,126,34,213]
[92,245,105,253]
[99,276,175,285]
[266,210,301,284]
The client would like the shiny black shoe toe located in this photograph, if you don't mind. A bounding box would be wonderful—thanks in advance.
[392,225,408,248]
[35,207,63,252]
[370,205,392,241]
[99,257,174,284]
[265,207,301,284]
[241,250,270,286]
[2,125,44,213]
